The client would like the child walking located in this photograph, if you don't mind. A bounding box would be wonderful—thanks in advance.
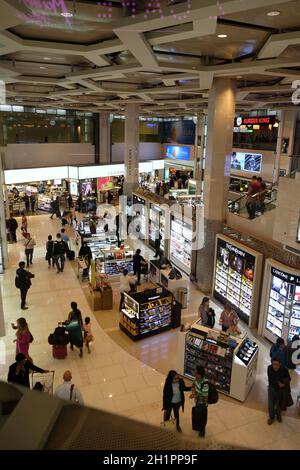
[83,317,93,353]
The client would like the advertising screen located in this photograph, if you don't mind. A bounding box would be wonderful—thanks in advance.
[213,238,256,323]
[97,177,113,191]
[266,268,300,340]
[166,145,191,161]
[70,181,78,196]
[231,152,262,173]
[81,180,94,196]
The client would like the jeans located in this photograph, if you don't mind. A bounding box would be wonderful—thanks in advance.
[25,249,33,267]
[48,256,55,267]
[268,387,281,420]
[164,403,181,429]
[20,287,28,309]
[54,254,65,272]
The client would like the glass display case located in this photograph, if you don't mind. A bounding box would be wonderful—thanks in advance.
[119,287,173,341]
[259,259,300,343]
[149,204,165,253]
[213,234,263,328]
[170,216,193,275]
[132,194,147,238]
[90,246,133,282]
[37,194,52,211]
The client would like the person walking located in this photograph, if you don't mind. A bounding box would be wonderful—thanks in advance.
[154,232,162,258]
[7,215,18,243]
[133,248,146,286]
[50,197,59,219]
[78,241,92,267]
[60,228,70,244]
[15,261,35,310]
[77,193,83,212]
[54,370,84,405]
[198,297,215,328]
[67,194,73,211]
[119,269,132,312]
[23,194,30,213]
[30,194,36,213]
[11,317,33,361]
[190,365,209,437]
[64,316,83,358]
[245,176,261,220]
[83,317,93,354]
[162,370,191,433]
[46,235,54,268]
[267,357,291,425]
[53,233,68,273]
[21,211,28,232]
[67,301,83,328]
[219,303,239,332]
[7,353,47,388]
[270,338,287,367]
[23,232,36,267]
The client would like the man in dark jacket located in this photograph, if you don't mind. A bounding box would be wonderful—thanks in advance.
[15,261,35,310]
[53,233,68,273]
[133,249,146,285]
[23,194,30,213]
[267,357,291,425]
[7,215,18,243]
[7,353,46,388]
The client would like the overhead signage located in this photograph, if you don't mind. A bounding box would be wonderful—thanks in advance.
[235,115,276,126]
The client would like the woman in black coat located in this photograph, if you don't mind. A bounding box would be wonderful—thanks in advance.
[162,370,191,432]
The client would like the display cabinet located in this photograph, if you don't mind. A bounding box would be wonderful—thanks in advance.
[169,215,193,275]
[119,287,173,341]
[212,234,263,328]
[90,246,133,282]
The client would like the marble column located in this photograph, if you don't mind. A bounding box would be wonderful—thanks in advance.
[195,78,236,292]
[99,112,111,164]
[123,103,140,198]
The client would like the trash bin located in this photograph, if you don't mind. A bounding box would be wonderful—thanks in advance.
[178,287,188,309]
[172,300,182,328]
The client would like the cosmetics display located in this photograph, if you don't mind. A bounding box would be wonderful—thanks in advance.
[260,259,300,343]
[178,321,258,401]
[132,194,147,238]
[170,216,193,275]
[213,234,263,327]
[37,195,52,212]
[90,246,133,281]
[149,203,165,253]
[119,287,173,341]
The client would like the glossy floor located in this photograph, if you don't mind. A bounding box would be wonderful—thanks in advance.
[0,214,300,450]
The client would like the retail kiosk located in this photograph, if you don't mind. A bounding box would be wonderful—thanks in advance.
[149,259,188,303]
[258,259,300,344]
[119,287,174,341]
[177,321,258,402]
[212,234,263,328]
[90,246,134,282]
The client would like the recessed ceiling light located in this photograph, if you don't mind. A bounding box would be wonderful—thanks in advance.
[237,75,243,79]
[61,11,73,18]
[43,57,51,60]
[217,34,228,38]
[40,66,46,69]
[267,10,281,16]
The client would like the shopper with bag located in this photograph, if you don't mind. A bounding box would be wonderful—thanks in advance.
[11,317,33,361]
[23,232,36,267]
[53,233,68,273]
[267,357,291,425]
[190,366,209,437]
[45,234,55,268]
[162,370,191,433]
[15,261,35,310]
[54,370,84,405]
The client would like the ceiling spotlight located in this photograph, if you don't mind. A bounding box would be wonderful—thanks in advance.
[43,57,51,60]
[237,75,243,79]
[267,10,281,16]
[40,66,46,69]
[217,34,228,38]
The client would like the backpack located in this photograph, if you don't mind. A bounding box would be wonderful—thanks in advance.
[15,275,20,288]
[201,380,219,405]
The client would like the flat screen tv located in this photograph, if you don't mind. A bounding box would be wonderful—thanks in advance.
[231,151,262,173]
[166,145,190,161]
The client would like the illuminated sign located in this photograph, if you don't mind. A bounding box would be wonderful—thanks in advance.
[235,116,276,126]
[166,145,191,161]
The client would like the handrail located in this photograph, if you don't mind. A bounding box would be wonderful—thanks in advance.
[228,194,245,207]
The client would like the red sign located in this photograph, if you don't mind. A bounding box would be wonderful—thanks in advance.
[235,115,276,126]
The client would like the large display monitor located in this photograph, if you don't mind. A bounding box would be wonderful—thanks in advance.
[231,152,262,173]
[166,145,191,161]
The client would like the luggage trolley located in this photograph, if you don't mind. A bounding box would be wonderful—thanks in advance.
[31,371,55,395]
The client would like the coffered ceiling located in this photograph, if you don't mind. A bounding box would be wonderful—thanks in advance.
[0,0,300,115]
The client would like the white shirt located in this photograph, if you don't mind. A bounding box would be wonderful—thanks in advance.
[119,274,132,293]
[54,381,84,405]
[24,237,36,249]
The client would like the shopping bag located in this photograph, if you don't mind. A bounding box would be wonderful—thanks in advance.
[160,412,176,431]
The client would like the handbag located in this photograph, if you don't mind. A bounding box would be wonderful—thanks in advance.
[160,410,176,431]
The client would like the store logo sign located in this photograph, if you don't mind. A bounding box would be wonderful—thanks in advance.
[225,242,246,258]
[236,117,242,126]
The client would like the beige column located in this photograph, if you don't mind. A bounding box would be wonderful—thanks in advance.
[195,78,236,292]
[194,114,206,181]
[0,151,8,268]
[124,103,140,197]
[99,112,111,164]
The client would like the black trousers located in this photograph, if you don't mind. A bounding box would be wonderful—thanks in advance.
[25,249,33,267]
[197,403,208,434]
[222,325,228,332]
[10,230,17,243]
[246,201,256,218]
[164,403,181,428]
[47,256,55,267]
[119,292,125,312]
[20,287,28,308]
[134,268,141,284]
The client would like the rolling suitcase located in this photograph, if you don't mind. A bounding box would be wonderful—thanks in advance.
[52,344,67,359]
